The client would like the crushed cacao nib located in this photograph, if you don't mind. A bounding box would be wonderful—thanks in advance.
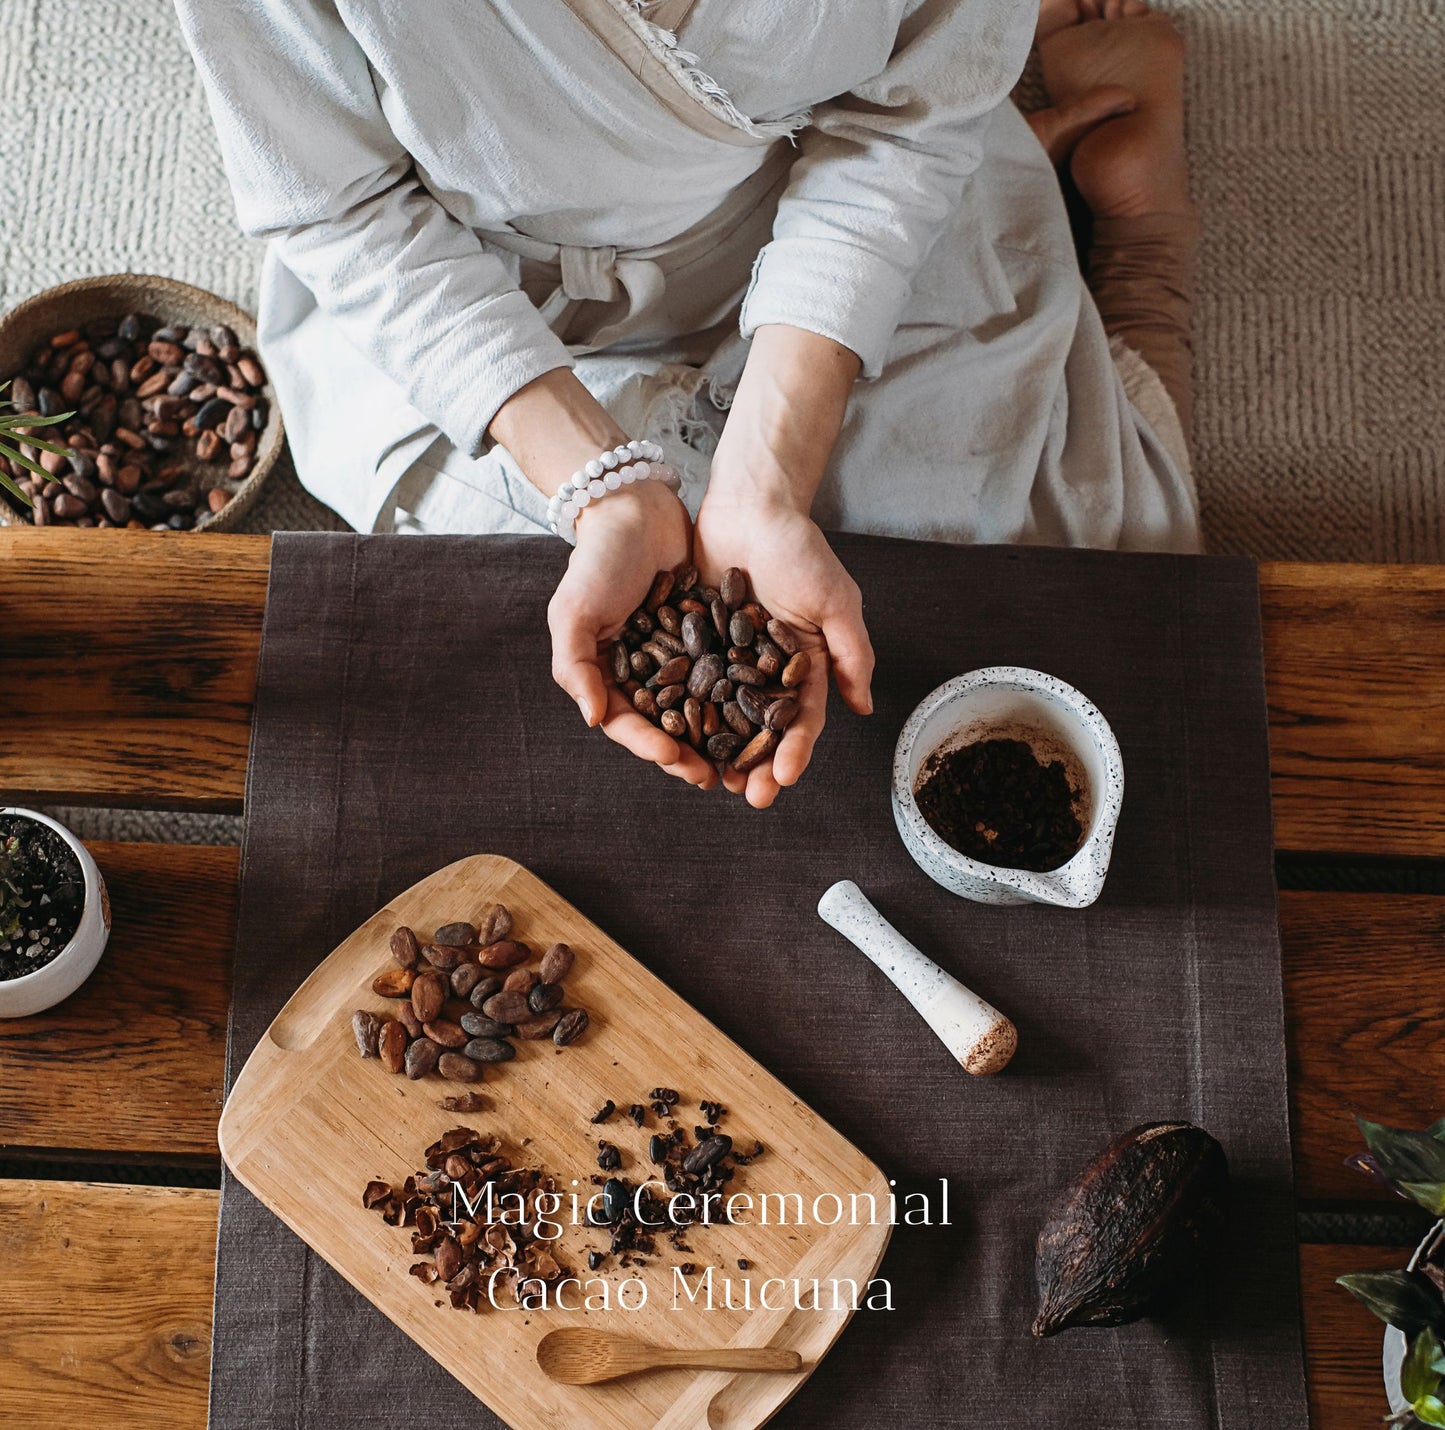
[590,1100,616,1124]
[914,736,1084,872]
[628,1104,647,1127]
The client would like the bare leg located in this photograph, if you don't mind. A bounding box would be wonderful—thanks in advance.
[1029,0,1199,435]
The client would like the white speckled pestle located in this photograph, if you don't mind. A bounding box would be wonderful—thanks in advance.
[817,880,1017,1075]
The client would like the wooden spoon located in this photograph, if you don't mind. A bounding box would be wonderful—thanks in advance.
[536,1327,804,1385]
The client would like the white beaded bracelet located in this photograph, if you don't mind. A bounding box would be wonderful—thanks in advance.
[546,439,682,545]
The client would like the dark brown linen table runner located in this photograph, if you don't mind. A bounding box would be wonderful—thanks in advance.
[210,533,1307,1429]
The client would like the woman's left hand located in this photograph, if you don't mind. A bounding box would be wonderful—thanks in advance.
[693,492,874,808]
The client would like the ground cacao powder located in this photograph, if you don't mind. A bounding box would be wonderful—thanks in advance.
[914,736,1083,872]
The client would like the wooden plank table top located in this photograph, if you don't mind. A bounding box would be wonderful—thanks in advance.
[1,530,1442,1428]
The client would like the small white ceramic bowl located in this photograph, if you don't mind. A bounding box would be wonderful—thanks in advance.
[891,667,1124,908]
[0,807,111,1017]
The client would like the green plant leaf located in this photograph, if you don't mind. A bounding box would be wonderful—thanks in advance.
[1413,1394,1445,1427]
[1337,1270,1445,1334]
[0,410,73,429]
[1430,1119,1445,1145]
[1398,1183,1445,1218]
[0,443,56,482]
[1357,1119,1445,1190]
[1404,1331,1444,1405]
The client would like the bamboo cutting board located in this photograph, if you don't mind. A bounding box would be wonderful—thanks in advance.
[219,855,892,1430]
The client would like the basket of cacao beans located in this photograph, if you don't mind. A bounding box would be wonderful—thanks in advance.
[612,564,809,775]
[0,273,284,531]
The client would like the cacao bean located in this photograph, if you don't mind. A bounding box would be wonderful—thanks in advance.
[655,604,682,635]
[710,595,730,639]
[681,610,710,658]
[654,654,690,686]
[720,567,746,609]
[644,568,674,611]
[460,1012,514,1039]
[736,684,768,727]
[655,684,686,711]
[766,696,800,732]
[433,920,477,948]
[660,708,686,737]
[476,903,512,944]
[611,642,631,682]
[378,1019,407,1073]
[438,1052,483,1083]
[528,981,564,1013]
[687,653,724,699]
[553,1008,590,1046]
[538,942,574,983]
[422,942,465,971]
[683,1134,733,1175]
[732,728,779,772]
[397,1003,424,1039]
[723,701,752,737]
[633,687,659,718]
[423,1019,468,1049]
[463,1037,516,1063]
[352,1009,383,1057]
[503,967,539,994]
[372,967,416,998]
[514,1010,562,1039]
[450,962,485,998]
[393,924,421,970]
[684,696,704,746]
[468,975,504,1008]
[405,1037,441,1079]
[767,617,801,655]
[476,939,529,969]
[708,732,745,761]
[481,990,531,1023]
[781,651,811,688]
[729,611,755,646]
[411,971,447,1024]
[729,662,766,688]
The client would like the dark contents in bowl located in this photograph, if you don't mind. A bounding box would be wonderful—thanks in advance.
[915,736,1083,872]
[1,313,269,528]
[0,815,85,981]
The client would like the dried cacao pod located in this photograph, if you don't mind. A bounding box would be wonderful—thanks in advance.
[1032,1122,1228,1337]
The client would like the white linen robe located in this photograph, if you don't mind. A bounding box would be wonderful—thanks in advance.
[175,0,1200,551]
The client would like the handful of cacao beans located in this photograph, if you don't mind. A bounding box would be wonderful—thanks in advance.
[352,901,591,1087]
[608,564,809,774]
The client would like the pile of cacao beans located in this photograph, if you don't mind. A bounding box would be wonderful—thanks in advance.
[353,900,588,1085]
[611,565,809,772]
[1,312,271,528]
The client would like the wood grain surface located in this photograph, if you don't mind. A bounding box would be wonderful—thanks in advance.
[0,1180,213,1427]
[0,1181,1410,1430]
[221,854,892,1430]
[4,534,1445,857]
[1261,562,1445,857]
[0,841,235,1162]
[0,531,265,811]
[1281,890,1445,1203]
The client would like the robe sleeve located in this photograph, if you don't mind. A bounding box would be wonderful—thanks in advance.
[738,0,1035,378]
[173,0,574,457]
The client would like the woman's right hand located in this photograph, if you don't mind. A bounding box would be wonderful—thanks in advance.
[546,479,719,789]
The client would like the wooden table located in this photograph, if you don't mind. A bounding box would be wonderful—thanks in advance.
[1,531,1442,1427]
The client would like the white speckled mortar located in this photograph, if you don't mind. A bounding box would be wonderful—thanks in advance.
[891,667,1124,909]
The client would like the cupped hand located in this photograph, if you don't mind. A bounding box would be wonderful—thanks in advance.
[547,481,718,789]
[692,495,874,807]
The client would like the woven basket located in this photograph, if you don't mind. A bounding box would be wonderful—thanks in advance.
[0,273,284,531]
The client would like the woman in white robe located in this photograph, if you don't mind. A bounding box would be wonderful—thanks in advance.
[177,0,1201,804]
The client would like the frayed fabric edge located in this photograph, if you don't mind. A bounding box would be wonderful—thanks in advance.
[624,0,811,142]
[634,367,722,517]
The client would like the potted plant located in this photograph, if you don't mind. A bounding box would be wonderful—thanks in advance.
[1337,1117,1445,1426]
[0,807,110,1017]
[0,379,74,510]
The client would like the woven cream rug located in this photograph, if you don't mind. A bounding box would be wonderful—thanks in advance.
[1,0,1442,558]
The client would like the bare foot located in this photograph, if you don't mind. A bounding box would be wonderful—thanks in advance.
[1031,0,1194,221]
